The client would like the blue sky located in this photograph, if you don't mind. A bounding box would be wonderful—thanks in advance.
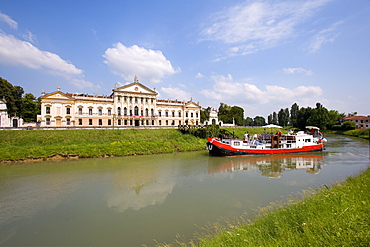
[1,0,369,118]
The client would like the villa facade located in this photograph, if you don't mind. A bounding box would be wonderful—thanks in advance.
[38,77,201,127]
[340,116,370,129]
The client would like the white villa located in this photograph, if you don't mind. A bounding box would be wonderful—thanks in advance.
[0,98,23,128]
[38,77,201,127]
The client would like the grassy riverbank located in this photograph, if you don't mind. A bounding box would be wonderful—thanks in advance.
[329,128,370,139]
[0,129,206,162]
[167,168,370,246]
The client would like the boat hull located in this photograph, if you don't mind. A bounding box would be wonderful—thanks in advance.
[206,141,324,157]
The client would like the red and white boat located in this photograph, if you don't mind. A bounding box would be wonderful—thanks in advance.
[207,126,327,156]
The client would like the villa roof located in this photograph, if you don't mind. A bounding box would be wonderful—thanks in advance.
[341,116,370,120]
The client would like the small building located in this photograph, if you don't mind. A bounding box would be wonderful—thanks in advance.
[341,116,370,129]
[204,109,223,126]
[38,77,201,127]
[0,98,23,128]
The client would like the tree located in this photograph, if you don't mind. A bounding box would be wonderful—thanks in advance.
[22,93,40,122]
[326,110,345,129]
[272,112,278,125]
[267,114,272,124]
[218,103,232,123]
[0,77,24,117]
[218,103,244,125]
[253,116,266,126]
[277,108,289,127]
[200,106,211,123]
[244,117,253,126]
[290,103,299,126]
[230,106,244,126]
[341,121,356,130]
[296,107,313,130]
[307,103,329,130]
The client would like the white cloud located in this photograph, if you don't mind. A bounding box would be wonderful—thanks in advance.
[195,72,204,78]
[201,0,333,58]
[283,67,313,75]
[0,33,97,89]
[103,43,180,83]
[308,21,343,53]
[22,30,36,44]
[0,33,82,75]
[0,12,18,29]
[200,73,323,115]
[160,86,192,101]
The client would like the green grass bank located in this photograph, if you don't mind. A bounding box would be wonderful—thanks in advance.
[329,128,370,139]
[0,128,207,162]
[0,127,275,163]
[164,168,370,247]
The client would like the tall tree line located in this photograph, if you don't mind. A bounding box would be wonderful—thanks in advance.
[0,77,40,122]
[267,102,345,130]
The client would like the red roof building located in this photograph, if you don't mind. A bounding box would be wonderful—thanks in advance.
[341,116,370,129]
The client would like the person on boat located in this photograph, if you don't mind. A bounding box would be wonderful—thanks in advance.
[244,132,249,141]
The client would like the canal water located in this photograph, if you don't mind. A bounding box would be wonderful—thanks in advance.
[0,134,369,246]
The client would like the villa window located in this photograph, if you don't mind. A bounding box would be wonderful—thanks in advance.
[134,106,139,116]
[78,119,82,125]
[165,112,168,117]
[186,112,188,117]
[66,107,71,115]
[98,109,102,115]
[145,108,149,117]
[117,107,121,116]
[158,111,162,117]
[89,109,92,115]
[46,118,50,125]
[46,107,50,114]
[191,113,194,118]
[118,119,121,125]
[66,118,71,125]
[178,112,181,117]
[151,109,154,117]
[172,112,175,117]
[99,119,102,126]
[89,119,93,125]
[108,119,111,125]
[108,109,111,116]
[124,107,127,116]
[78,108,82,115]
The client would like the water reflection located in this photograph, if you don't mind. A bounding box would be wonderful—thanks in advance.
[107,163,176,212]
[208,154,324,178]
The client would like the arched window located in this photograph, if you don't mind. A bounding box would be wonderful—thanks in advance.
[134,106,139,116]
[145,108,149,117]
[151,109,154,117]
[124,107,127,116]
[117,107,121,116]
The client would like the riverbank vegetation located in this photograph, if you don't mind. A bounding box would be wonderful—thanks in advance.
[0,129,206,162]
[329,128,370,140]
[163,167,370,246]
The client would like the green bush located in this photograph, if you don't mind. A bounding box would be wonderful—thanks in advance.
[341,121,356,130]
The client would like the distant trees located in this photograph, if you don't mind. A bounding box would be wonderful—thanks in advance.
[200,106,211,123]
[266,102,345,130]
[0,77,40,122]
[218,103,244,126]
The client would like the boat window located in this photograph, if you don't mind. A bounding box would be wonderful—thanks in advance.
[233,141,240,146]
